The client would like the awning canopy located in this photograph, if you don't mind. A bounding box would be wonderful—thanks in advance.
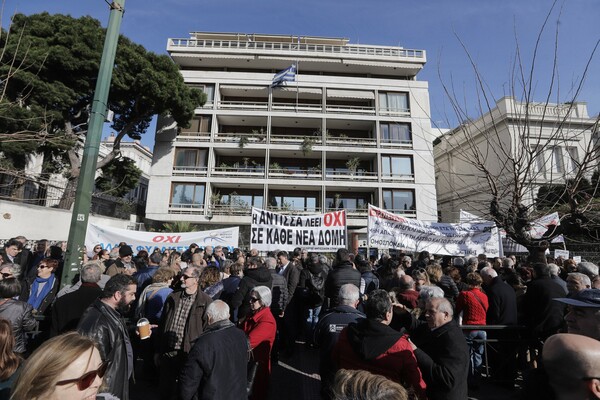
[327,89,375,100]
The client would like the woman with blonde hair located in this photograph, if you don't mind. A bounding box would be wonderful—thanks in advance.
[0,319,21,399]
[331,369,410,400]
[11,332,108,400]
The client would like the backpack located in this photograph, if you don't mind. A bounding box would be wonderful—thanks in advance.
[305,270,325,306]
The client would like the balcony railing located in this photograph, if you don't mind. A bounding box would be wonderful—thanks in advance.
[268,169,322,179]
[378,107,411,116]
[168,203,204,214]
[325,207,368,218]
[210,204,253,216]
[177,131,211,142]
[381,173,415,182]
[325,137,377,147]
[172,166,208,176]
[214,132,267,144]
[217,100,268,111]
[380,139,413,148]
[270,135,322,145]
[271,102,322,113]
[169,39,425,60]
[267,206,323,215]
[212,166,266,178]
[326,104,376,115]
[325,171,378,180]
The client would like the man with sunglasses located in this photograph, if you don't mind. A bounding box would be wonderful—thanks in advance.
[156,265,212,400]
[77,274,137,400]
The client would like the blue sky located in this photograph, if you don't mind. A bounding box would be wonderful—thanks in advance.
[3,0,599,149]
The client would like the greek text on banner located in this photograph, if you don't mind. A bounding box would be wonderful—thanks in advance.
[368,205,500,257]
[86,224,239,254]
[250,207,347,252]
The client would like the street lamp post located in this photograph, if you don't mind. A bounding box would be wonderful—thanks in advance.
[61,0,126,288]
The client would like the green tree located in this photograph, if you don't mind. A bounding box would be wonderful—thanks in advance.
[0,13,206,208]
[95,157,142,198]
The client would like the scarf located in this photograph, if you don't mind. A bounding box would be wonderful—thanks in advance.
[28,274,55,311]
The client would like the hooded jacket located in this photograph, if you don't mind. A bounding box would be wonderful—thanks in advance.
[324,260,361,307]
[230,267,273,321]
[332,318,426,398]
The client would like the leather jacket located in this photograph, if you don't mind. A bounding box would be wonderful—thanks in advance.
[77,299,132,400]
[0,299,37,353]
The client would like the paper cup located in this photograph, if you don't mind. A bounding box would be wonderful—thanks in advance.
[137,318,151,340]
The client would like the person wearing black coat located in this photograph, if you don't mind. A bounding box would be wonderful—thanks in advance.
[51,263,103,336]
[179,300,248,400]
[77,274,137,400]
[409,297,469,400]
[324,248,361,308]
[230,257,273,323]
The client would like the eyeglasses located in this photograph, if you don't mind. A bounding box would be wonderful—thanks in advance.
[249,297,260,303]
[56,360,108,390]
[181,275,194,280]
[38,264,49,269]
[1,273,12,278]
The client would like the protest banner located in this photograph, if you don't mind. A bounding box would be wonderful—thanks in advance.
[554,249,569,259]
[250,207,347,252]
[368,205,500,257]
[86,224,239,253]
[459,210,504,257]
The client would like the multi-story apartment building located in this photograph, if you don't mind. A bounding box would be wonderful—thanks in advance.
[434,97,597,223]
[146,32,438,244]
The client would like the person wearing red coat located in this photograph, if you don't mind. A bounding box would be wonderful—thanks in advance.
[455,272,489,386]
[243,285,277,400]
[332,290,427,399]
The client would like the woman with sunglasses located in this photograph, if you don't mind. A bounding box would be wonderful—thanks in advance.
[10,332,109,400]
[242,285,277,400]
[0,263,20,281]
[20,258,59,316]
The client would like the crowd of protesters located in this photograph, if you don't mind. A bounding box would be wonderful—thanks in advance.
[1,237,600,399]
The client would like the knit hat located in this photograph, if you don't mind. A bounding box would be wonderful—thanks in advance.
[119,245,133,257]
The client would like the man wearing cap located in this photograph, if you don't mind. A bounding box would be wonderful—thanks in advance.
[555,289,600,341]
[106,245,137,276]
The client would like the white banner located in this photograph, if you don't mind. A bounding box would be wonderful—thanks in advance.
[459,209,504,257]
[86,224,239,253]
[250,207,347,252]
[368,205,500,257]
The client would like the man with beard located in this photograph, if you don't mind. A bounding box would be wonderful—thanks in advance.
[77,274,137,400]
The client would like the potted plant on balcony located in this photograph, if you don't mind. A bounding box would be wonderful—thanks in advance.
[301,136,317,156]
[346,157,361,176]
[251,128,266,142]
[269,162,282,173]
[238,135,250,148]
[210,192,221,209]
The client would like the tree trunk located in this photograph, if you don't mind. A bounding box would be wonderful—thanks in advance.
[58,176,79,210]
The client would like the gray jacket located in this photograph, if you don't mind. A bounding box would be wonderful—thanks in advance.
[0,299,37,353]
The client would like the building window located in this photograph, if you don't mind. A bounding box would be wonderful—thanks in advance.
[269,194,317,212]
[174,148,207,168]
[567,146,578,172]
[190,84,215,103]
[326,194,369,211]
[552,147,563,174]
[531,146,546,176]
[379,92,409,113]
[219,192,263,209]
[382,155,413,177]
[170,183,205,207]
[380,123,411,144]
[382,189,415,213]
[182,115,212,134]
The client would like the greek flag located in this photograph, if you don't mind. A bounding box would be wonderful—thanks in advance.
[271,64,296,87]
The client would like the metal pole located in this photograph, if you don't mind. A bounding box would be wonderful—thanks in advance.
[62,0,126,288]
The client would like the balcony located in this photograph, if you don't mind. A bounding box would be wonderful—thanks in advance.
[168,203,204,214]
[168,39,425,60]
[217,100,268,111]
[269,168,322,180]
[325,136,376,147]
[272,101,323,113]
[381,173,415,182]
[212,166,266,178]
[325,171,378,181]
[326,104,376,115]
[214,132,267,145]
[380,139,413,148]
[266,205,322,215]
[270,134,322,145]
[172,166,208,177]
[325,207,368,218]
[177,131,211,142]
[210,204,253,216]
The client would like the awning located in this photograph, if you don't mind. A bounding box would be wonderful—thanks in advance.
[327,89,375,100]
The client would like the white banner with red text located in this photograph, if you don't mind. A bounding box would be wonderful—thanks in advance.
[368,205,500,257]
[250,207,347,252]
[85,224,239,253]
